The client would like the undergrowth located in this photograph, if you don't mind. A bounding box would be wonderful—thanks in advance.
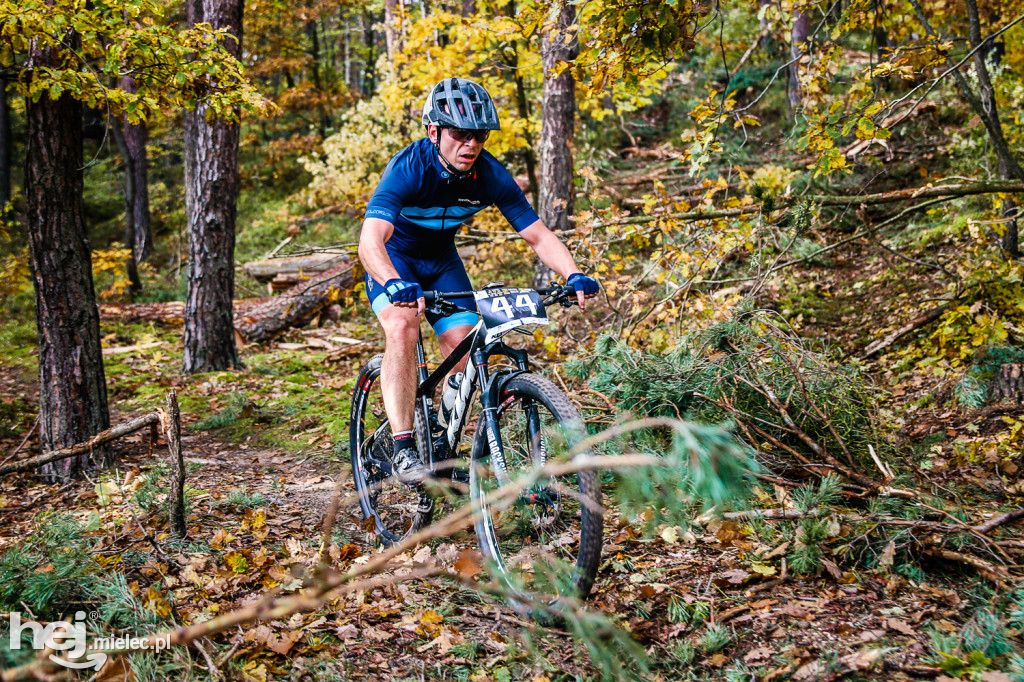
[568,310,890,477]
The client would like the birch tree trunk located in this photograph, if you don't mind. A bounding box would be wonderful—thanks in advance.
[787,9,810,114]
[25,35,110,480]
[183,0,243,372]
[538,0,577,233]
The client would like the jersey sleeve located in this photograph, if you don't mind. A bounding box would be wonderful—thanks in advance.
[488,159,541,232]
[365,148,419,224]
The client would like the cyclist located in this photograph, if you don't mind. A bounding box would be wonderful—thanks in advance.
[358,77,599,484]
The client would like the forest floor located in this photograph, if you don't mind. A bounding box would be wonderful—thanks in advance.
[2,230,1023,682]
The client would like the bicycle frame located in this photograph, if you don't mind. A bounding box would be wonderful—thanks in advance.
[414,314,539,484]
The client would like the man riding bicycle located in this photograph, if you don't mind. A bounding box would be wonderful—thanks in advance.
[358,77,599,485]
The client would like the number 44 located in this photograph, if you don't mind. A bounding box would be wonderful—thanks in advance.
[491,294,538,319]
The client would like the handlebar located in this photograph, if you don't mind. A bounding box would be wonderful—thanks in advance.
[423,283,581,315]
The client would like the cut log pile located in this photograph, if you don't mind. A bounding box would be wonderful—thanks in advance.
[235,260,358,343]
[243,252,350,292]
[98,256,361,344]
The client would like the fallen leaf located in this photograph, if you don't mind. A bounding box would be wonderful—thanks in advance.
[413,545,433,564]
[335,624,358,641]
[454,550,483,578]
[885,618,915,636]
[744,646,774,663]
[879,540,895,570]
[362,626,392,641]
[660,526,680,544]
[763,541,791,560]
[712,568,751,587]
[417,610,444,638]
[267,630,303,655]
[750,561,777,577]
[793,660,825,681]
[707,653,729,667]
[822,558,843,580]
[837,647,886,672]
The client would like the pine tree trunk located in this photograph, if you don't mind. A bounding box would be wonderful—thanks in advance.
[306,18,329,139]
[109,116,141,295]
[183,0,243,373]
[0,78,11,214]
[120,76,153,263]
[538,0,577,233]
[25,37,110,480]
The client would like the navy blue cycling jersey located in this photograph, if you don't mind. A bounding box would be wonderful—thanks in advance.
[365,137,540,258]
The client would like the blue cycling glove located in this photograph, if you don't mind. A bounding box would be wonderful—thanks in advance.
[384,278,424,304]
[567,273,600,296]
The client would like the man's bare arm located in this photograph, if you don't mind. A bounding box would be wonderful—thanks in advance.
[519,219,594,308]
[358,217,425,314]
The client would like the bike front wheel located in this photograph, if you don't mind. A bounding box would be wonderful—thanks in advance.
[350,354,434,545]
[469,373,603,606]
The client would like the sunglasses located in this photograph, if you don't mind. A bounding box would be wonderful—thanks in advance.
[444,127,490,143]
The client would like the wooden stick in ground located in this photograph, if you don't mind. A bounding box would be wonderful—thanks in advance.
[166,390,186,540]
[0,412,161,476]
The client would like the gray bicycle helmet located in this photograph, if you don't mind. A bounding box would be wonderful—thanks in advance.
[421,78,500,130]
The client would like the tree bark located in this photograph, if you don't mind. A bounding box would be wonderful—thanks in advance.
[0,77,11,214]
[24,35,110,480]
[306,17,330,139]
[183,0,244,373]
[538,0,577,233]
[166,390,186,540]
[361,11,377,95]
[383,0,401,77]
[109,115,142,295]
[120,75,153,263]
[787,8,810,114]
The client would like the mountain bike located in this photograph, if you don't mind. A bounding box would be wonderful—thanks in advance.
[349,282,604,601]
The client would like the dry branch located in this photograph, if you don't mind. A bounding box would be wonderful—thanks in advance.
[861,304,951,359]
[0,412,160,475]
[589,180,1024,229]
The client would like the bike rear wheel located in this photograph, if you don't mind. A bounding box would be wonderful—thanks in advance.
[469,373,603,606]
[350,354,434,545]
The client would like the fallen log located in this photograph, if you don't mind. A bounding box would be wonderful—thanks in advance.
[235,261,359,344]
[98,298,265,324]
[243,252,350,292]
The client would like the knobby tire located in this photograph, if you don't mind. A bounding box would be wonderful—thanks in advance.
[349,354,434,545]
[469,373,604,608]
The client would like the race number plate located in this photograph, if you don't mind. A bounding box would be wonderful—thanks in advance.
[474,287,549,342]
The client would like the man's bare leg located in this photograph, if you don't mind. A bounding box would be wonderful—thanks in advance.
[438,324,475,377]
[378,303,420,436]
